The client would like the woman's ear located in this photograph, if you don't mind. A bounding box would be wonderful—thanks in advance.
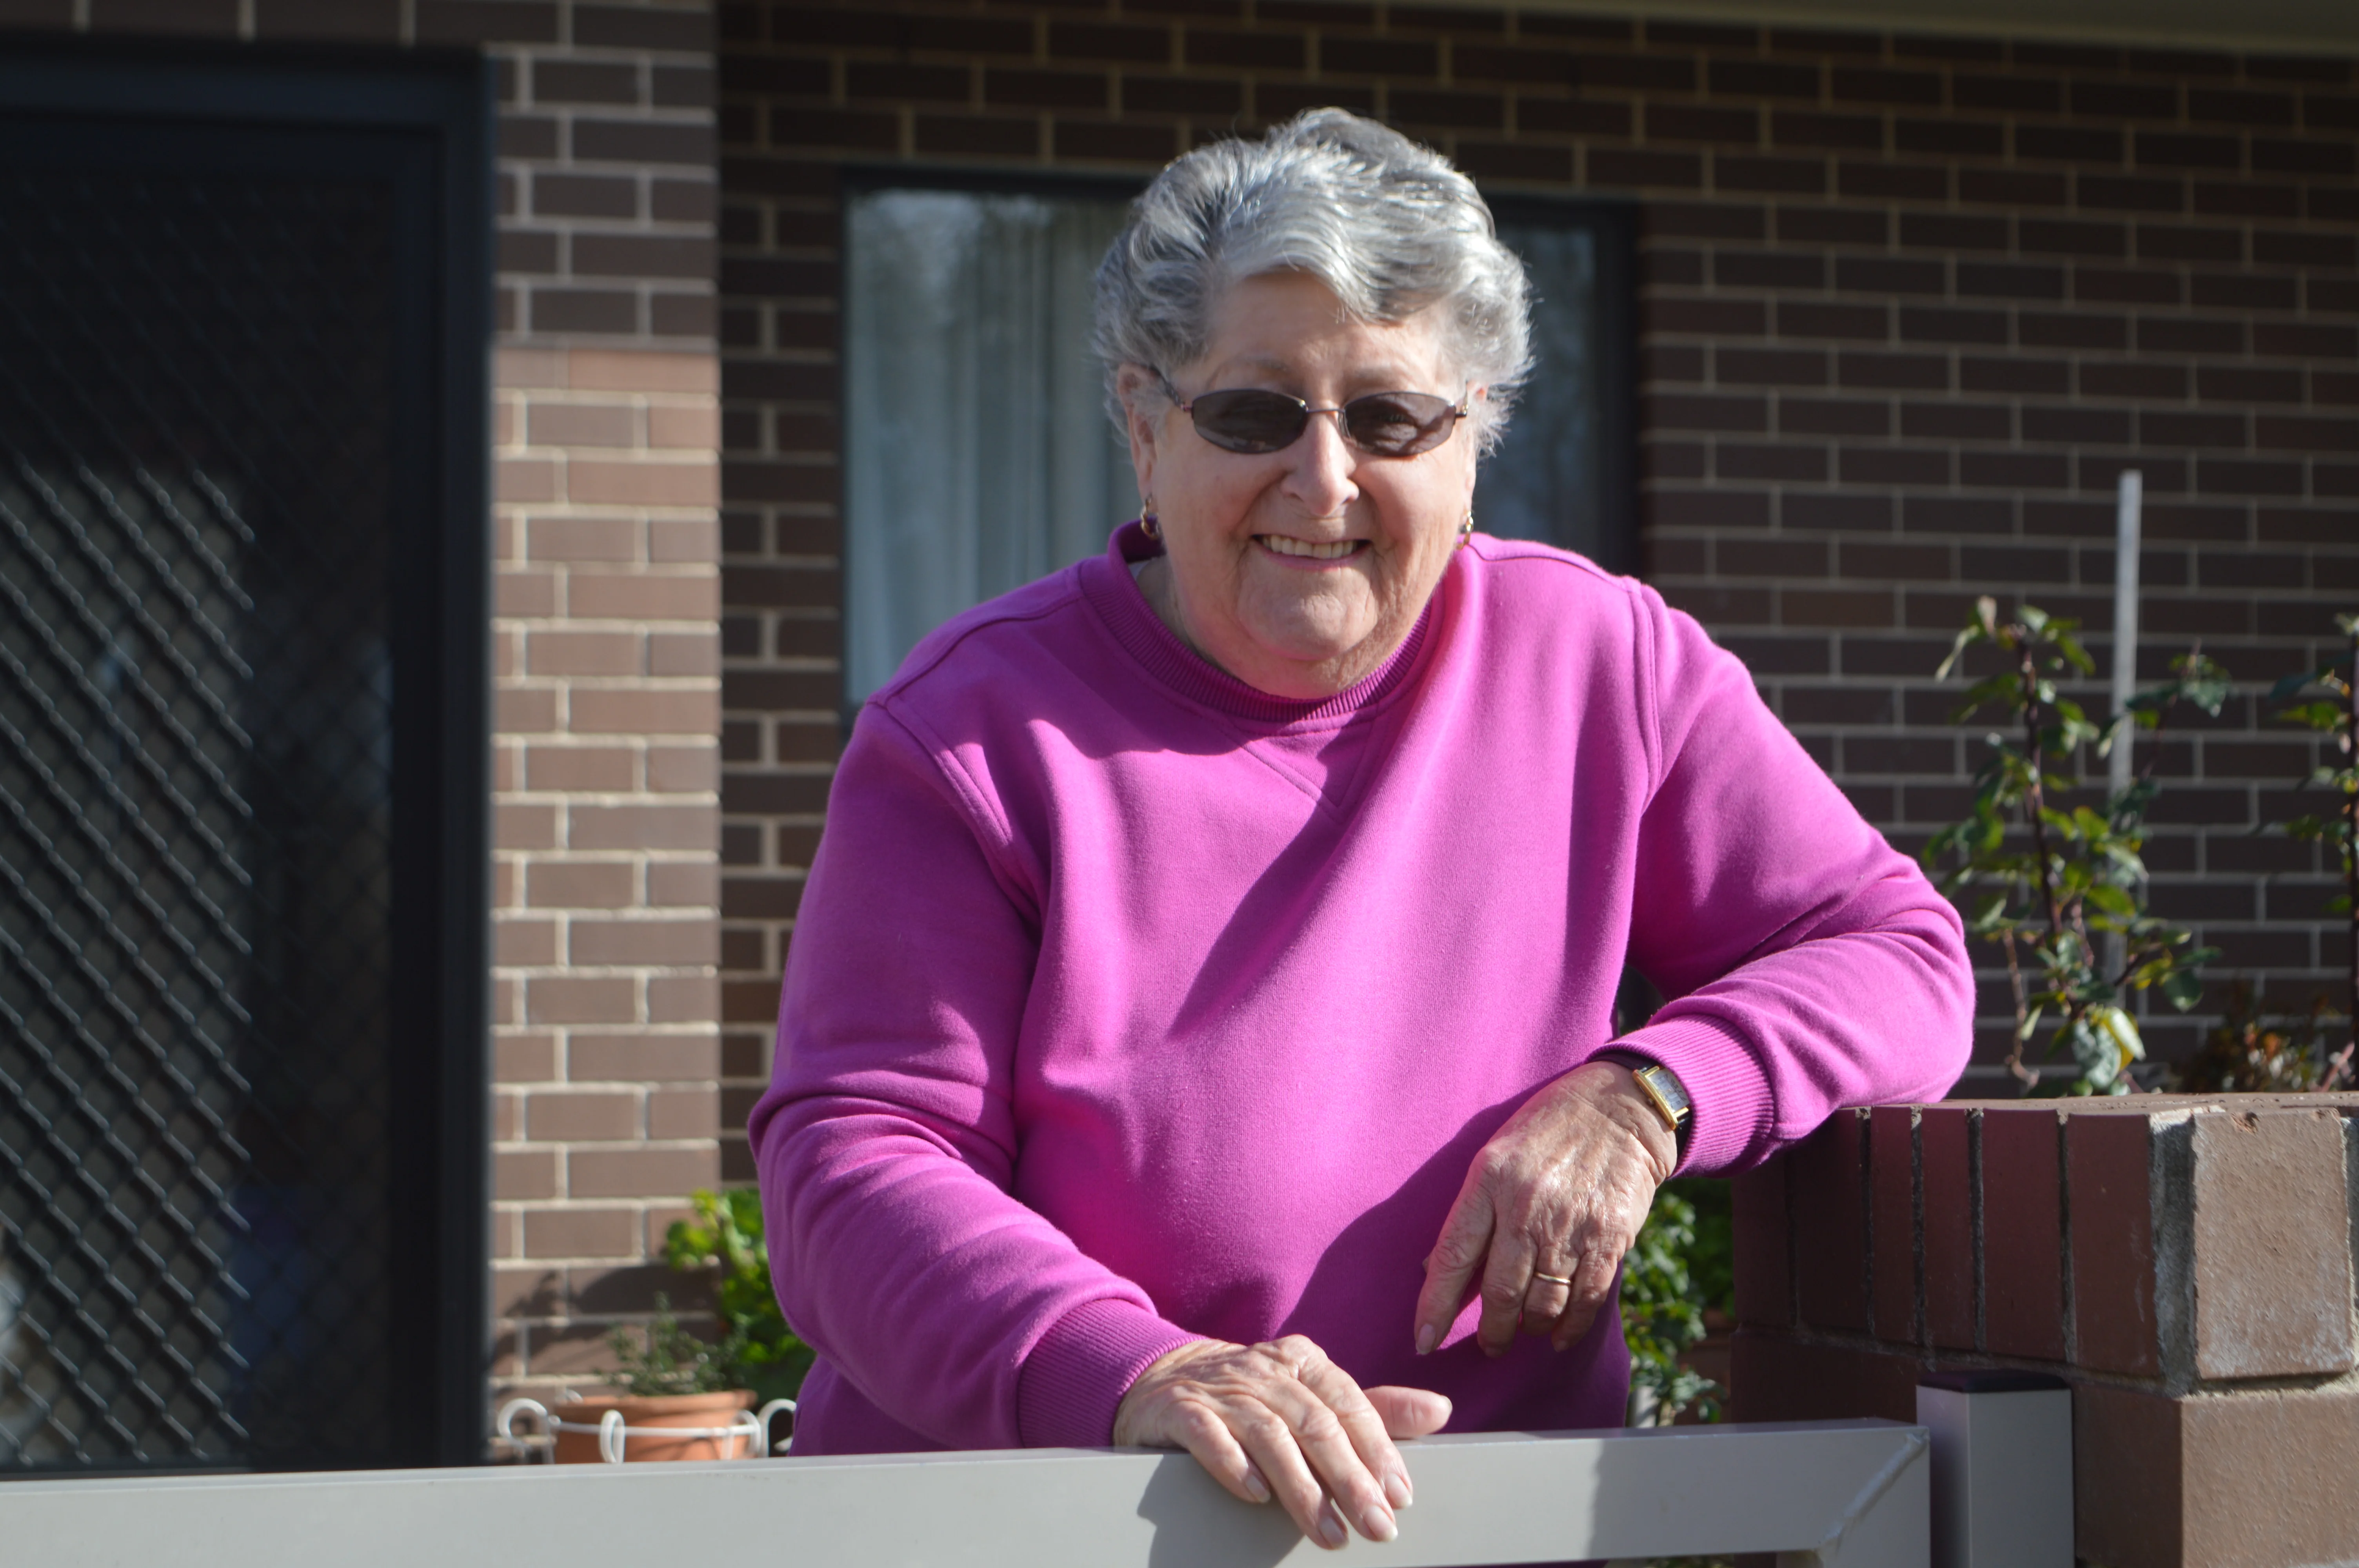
[1114,363,1164,502]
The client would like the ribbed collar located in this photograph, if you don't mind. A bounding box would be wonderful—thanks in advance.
[1076,521,1443,729]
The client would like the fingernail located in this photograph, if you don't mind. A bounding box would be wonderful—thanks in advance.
[1385,1471,1414,1510]
[1319,1508,1348,1548]
[1242,1466,1270,1503]
[1415,1323,1438,1356]
[1363,1508,1398,1544]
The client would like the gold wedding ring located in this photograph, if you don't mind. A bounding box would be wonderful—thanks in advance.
[1531,1270,1574,1285]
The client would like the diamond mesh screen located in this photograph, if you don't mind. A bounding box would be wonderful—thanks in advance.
[0,162,407,1470]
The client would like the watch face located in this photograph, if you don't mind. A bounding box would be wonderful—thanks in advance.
[1640,1065,1691,1120]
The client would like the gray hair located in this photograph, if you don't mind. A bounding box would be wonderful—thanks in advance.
[1093,109,1532,454]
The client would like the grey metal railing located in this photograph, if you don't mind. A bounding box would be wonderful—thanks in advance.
[0,1418,1932,1567]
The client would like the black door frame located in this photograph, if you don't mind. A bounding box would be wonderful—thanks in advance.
[0,34,492,1471]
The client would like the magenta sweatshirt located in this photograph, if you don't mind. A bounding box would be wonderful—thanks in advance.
[750,524,1972,1456]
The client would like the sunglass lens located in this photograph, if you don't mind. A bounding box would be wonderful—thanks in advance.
[1344,393,1458,456]
[1187,389,1309,454]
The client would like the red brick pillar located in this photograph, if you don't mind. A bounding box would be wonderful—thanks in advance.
[1737,1095,2359,1568]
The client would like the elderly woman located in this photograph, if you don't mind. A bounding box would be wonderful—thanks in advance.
[749,110,1971,1549]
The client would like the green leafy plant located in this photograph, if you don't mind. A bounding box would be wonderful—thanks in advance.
[2259,612,2358,1084]
[605,1292,740,1397]
[1621,1179,1732,1427]
[1923,598,2225,1094]
[663,1187,812,1404]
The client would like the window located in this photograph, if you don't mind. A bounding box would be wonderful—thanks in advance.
[841,177,1634,703]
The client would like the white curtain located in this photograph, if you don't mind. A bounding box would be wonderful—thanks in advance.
[844,190,1137,703]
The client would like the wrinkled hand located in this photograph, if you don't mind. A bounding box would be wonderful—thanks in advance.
[1111,1336,1452,1550]
[1415,1061,1677,1359]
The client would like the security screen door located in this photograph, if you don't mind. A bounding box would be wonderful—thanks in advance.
[840,176,1635,708]
[0,42,489,1472]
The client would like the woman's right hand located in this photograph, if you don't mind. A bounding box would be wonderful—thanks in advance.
[1110,1336,1451,1550]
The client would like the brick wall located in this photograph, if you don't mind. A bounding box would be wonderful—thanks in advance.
[716,4,2359,1142]
[0,0,728,1425]
[1735,1096,2359,1566]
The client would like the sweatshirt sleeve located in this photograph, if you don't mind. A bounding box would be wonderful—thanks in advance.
[1605,588,1974,1174]
[745,708,1199,1451]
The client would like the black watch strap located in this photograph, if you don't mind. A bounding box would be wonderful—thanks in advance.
[1594,1050,1694,1161]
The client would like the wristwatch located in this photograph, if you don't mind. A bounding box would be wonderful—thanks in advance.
[1596,1051,1693,1156]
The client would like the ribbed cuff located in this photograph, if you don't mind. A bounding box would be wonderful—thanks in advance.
[1600,1013,1774,1176]
[1016,1297,1204,1449]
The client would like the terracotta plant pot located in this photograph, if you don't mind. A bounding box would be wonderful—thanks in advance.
[551,1390,758,1463]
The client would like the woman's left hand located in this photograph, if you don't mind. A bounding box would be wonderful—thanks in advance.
[1412,1060,1679,1359]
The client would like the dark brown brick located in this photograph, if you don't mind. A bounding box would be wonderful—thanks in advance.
[574,119,717,167]
[1900,306,2007,345]
[1963,354,2069,394]
[1454,142,1572,183]
[1792,1111,1872,1331]
[2255,138,2358,176]
[1981,1105,2066,1361]
[416,0,556,44]
[2070,79,2178,120]
[1959,167,2069,207]
[846,62,970,102]
[1732,1158,1792,1328]
[1256,82,1373,119]
[535,60,640,106]
[1319,35,1436,76]
[2079,173,2186,212]
[2137,131,2243,170]
[2136,223,2242,263]
[2021,310,2130,350]
[2019,124,2123,164]
[578,2,709,49]
[1568,53,1694,93]
[1771,111,1881,151]
[768,107,898,152]
[1716,250,1823,289]
[1776,205,1886,245]
[254,0,400,39]
[1645,103,1759,144]
[1390,89,1504,130]
[915,113,1040,157]
[1183,28,1303,69]
[1920,1106,1975,1351]
[1715,154,1826,195]
[1839,162,1948,201]
[1836,256,1946,296]
[2194,180,2302,219]
[2192,273,2299,311]
[1901,401,2010,441]
[1780,397,1888,436]
[1122,74,1241,116]
[986,69,1109,110]
[1708,58,1819,100]
[1870,1106,1919,1344]
[1516,98,1634,138]
[1841,446,1950,485]
[1960,450,2069,488]
[2076,266,2182,305]
[574,234,714,280]
[1050,20,1169,61]
[1718,444,1827,482]
[1051,119,1178,163]
[1777,301,1888,341]
[1830,67,1941,106]
[531,288,638,334]
[2194,85,2299,126]
[1955,73,2058,113]
[1448,45,1573,86]
[2139,316,2245,354]
[2019,218,2125,257]
[1588,148,1704,189]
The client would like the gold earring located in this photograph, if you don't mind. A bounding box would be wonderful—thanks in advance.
[1456,510,1473,548]
[1140,495,1160,541]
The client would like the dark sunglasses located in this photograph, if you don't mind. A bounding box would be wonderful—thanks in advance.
[1159,373,1468,458]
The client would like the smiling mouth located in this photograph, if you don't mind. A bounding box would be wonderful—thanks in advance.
[1259,535,1363,561]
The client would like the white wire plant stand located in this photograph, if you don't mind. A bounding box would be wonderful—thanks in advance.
[494,1394,800,1464]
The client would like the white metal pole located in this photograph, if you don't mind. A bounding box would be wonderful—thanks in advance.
[2108,469,2143,803]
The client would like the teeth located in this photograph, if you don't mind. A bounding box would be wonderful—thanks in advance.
[1262,535,1357,560]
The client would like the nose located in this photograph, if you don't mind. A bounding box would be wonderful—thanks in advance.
[1280,405,1359,517]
